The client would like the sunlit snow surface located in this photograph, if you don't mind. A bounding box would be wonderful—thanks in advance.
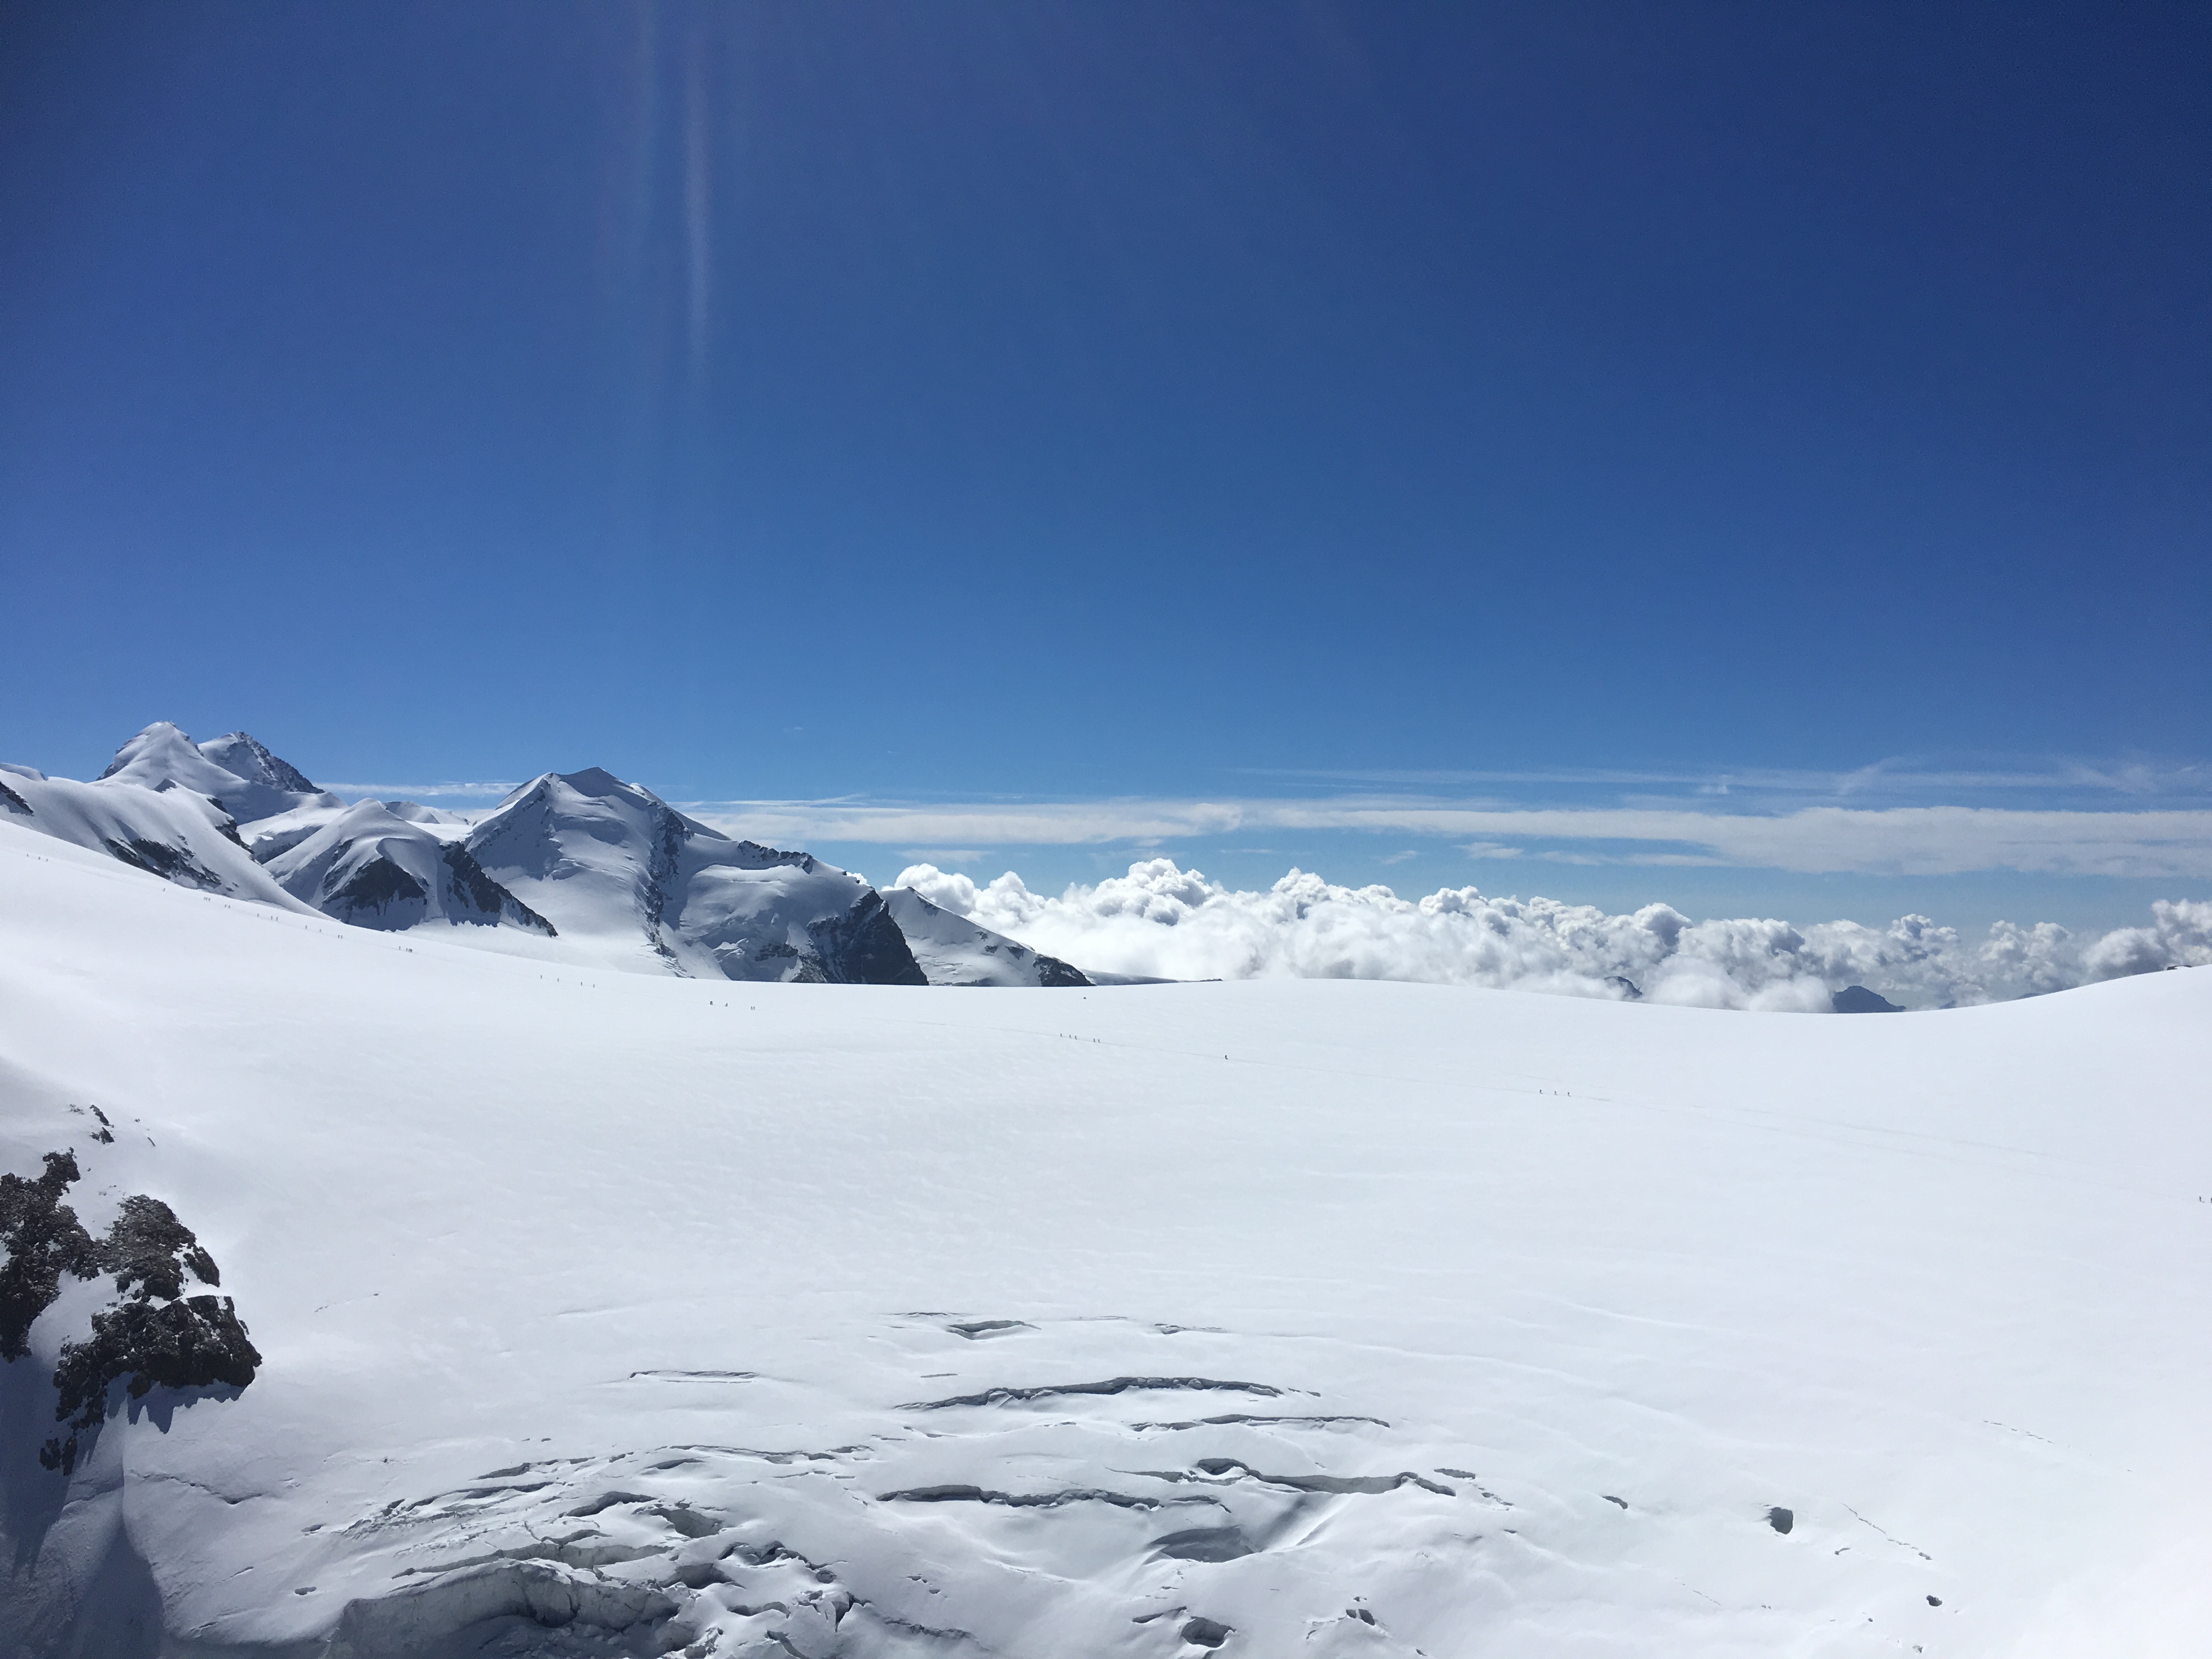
[0,831,2207,1657]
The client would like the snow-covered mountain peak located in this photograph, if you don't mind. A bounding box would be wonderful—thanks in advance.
[198,730,321,796]
[95,721,337,825]
[466,769,921,982]
[94,720,202,783]
[4,737,1072,988]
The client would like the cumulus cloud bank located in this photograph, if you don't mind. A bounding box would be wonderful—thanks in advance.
[895,859,2212,1011]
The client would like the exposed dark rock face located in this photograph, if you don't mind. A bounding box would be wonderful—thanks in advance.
[809,890,929,988]
[1604,974,1643,1001]
[101,836,225,890]
[328,855,430,922]
[0,1153,259,1476]
[439,843,557,934]
[49,1294,261,1462]
[0,1153,99,1360]
[1037,957,1088,988]
[100,1195,221,1301]
[1831,985,1904,1014]
[0,776,30,815]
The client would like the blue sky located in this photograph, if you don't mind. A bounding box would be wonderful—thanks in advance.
[2,2,2207,928]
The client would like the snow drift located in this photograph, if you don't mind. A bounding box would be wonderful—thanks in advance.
[897,858,2212,1010]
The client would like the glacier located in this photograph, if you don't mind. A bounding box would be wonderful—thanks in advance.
[0,824,2205,1655]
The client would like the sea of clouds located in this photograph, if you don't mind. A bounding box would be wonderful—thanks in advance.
[894,859,2212,1010]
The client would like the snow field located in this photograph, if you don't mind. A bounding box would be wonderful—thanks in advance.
[0,829,2207,1656]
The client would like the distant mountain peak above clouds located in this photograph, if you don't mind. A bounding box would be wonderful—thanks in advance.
[2,731,1081,989]
[465,769,919,983]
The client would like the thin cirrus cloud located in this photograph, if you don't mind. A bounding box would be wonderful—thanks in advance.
[679,797,2212,881]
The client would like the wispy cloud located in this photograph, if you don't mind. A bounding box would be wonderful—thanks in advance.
[323,781,522,802]
[680,796,2212,880]
[1242,759,2212,799]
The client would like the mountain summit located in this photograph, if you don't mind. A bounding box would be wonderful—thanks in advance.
[97,721,339,825]
[2,726,1089,988]
[466,769,927,984]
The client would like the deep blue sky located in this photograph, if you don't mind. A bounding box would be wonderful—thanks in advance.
[3,2,2207,920]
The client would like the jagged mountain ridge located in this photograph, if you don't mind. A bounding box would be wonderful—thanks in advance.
[1,725,1088,988]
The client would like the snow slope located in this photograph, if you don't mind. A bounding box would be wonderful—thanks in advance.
[882,888,1090,987]
[0,829,2205,1657]
[0,765,313,913]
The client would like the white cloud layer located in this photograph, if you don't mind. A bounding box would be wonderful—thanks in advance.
[894,859,2212,1012]
[688,798,2212,879]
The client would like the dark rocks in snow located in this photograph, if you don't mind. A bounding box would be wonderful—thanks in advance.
[1604,975,1643,1001]
[100,1194,222,1301]
[1767,1505,1795,1533]
[0,1152,99,1361]
[0,776,30,815]
[0,1150,258,1475]
[1181,1615,1233,1646]
[50,1290,262,1442]
[1831,985,1904,1014]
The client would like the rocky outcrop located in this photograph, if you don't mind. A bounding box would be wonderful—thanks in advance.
[0,1154,259,1478]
